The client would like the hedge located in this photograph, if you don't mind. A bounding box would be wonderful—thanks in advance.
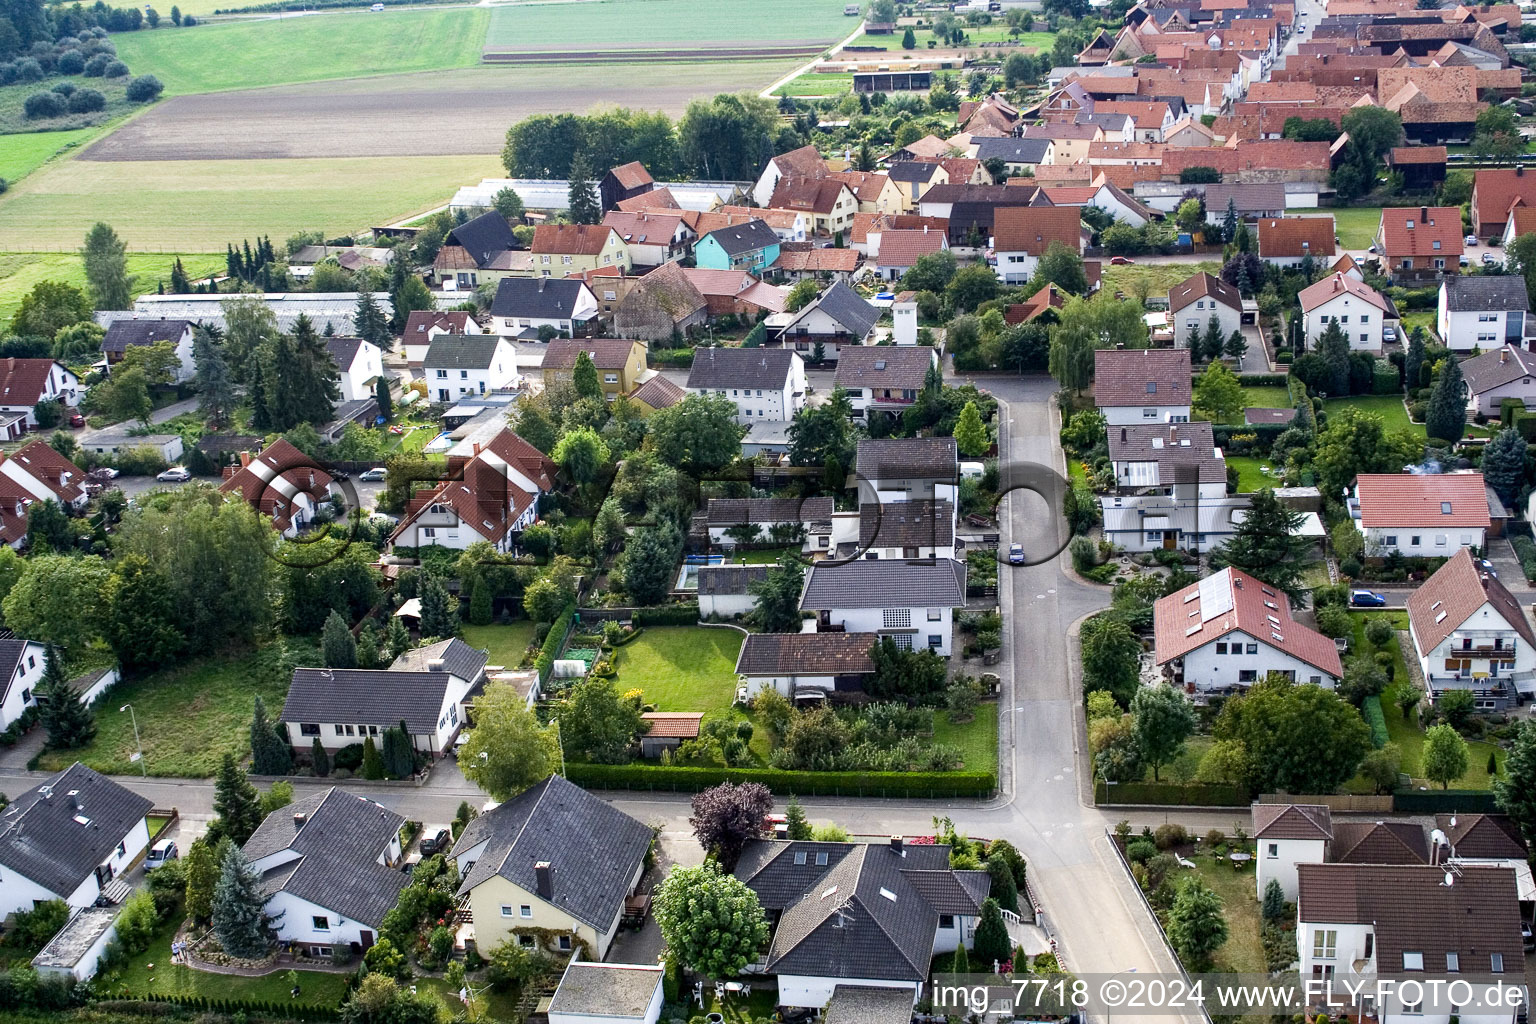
[1213,422,1289,455]
[647,348,695,368]
[1362,695,1388,748]
[1237,373,1290,386]
[1511,535,1536,581]
[633,603,701,626]
[564,762,996,798]
[535,602,577,685]
[1094,781,1247,805]
[134,993,339,1019]
[1392,789,1501,814]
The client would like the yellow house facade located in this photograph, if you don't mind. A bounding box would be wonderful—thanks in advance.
[540,338,647,401]
[531,225,632,277]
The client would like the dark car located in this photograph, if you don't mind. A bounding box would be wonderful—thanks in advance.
[1008,543,1025,565]
[1350,589,1387,607]
[419,828,451,855]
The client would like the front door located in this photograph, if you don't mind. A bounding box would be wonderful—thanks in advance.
[359,930,375,951]
[1163,533,1177,550]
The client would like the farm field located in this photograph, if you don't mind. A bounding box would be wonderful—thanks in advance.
[484,0,853,50]
[774,72,855,97]
[0,251,225,323]
[111,6,490,95]
[0,152,502,251]
[0,127,102,183]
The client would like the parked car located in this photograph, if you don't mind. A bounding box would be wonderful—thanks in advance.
[1382,325,1397,342]
[1008,543,1025,565]
[1466,234,1479,246]
[145,839,179,870]
[1109,256,1135,265]
[358,467,387,481]
[156,466,191,482]
[68,413,85,428]
[419,828,451,855]
[1460,255,1471,268]
[1350,589,1388,607]
[1483,252,1501,266]
[1477,558,1498,577]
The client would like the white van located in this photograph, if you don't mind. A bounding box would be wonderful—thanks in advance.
[959,461,985,480]
[146,839,179,870]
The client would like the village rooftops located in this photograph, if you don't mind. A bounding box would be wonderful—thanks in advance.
[834,346,936,392]
[800,558,966,610]
[686,347,798,391]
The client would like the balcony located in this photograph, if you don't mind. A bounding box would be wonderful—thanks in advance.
[1449,636,1517,657]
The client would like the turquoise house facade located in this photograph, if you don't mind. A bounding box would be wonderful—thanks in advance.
[695,220,781,273]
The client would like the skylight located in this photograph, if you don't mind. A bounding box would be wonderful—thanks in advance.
[794,851,807,865]
[820,885,839,899]
[879,887,897,902]
[1271,632,1284,642]
[1436,611,1448,623]
[816,851,828,866]
[1441,502,1452,514]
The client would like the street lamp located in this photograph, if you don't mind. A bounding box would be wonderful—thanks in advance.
[1106,967,1137,1024]
[120,704,145,777]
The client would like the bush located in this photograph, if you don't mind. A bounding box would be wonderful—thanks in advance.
[67,88,106,113]
[1314,604,1354,639]
[125,74,163,102]
[103,60,130,77]
[1363,696,1389,749]
[563,761,996,797]
[633,603,701,626]
[83,53,110,76]
[23,91,65,119]
[55,50,85,74]
[51,81,76,96]
[534,602,576,684]
[1125,839,1157,863]
[1513,535,1536,581]
[1153,823,1188,850]
[332,742,365,771]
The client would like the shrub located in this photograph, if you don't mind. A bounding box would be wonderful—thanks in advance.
[1314,604,1354,639]
[1153,823,1188,850]
[125,74,163,102]
[1362,696,1389,749]
[13,58,43,81]
[103,60,130,77]
[1513,535,1536,581]
[1339,557,1362,579]
[1204,828,1225,847]
[83,53,110,76]
[50,81,75,96]
[23,91,65,118]
[55,50,85,74]
[1125,839,1157,863]
[332,742,365,771]
[67,88,105,113]
[1366,617,1395,649]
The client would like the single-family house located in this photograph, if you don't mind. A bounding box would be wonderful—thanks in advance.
[1253,803,1332,902]
[1020,121,1103,164]
[826,170,904,215]
[735,632,879,700]
[1153,567,1343,692]
[0,358,78,426]
[886,162,948,212]
[0,636,50,733]
[424,335,518,403]
[800,558,965,656]
[874,227,948,282]
[1107,421,1226,498]
[857,499,955,560]
[770,246,863,283]
[100,319,195,381]
[0,439,87,512]
[769,281,879,364]
[834,347,940,424]
[243,788,406,957]
[0,763,152,918]
[973,137,1055,176]
[449,774,652,960]
[1093,348,1192,425]
[1042,181,1157,228]
[612,262,708,342]
[1460,345,1536,416]
[1295,863,1521,1024]
[992,206,1084,285]
[531,225,631,277]
[281,638,489,756]
[854,437,958,506]
[324,337,384,403]
[1168,272,1243,350]
[542,338,647,402]
[768,177,858,238]
[1350,473,1492,557]
[219,439,333,538]
[599,161,655,213]
[549,962,665,1024]
[389,429,553,552]
[734,838,990,1008]
[697,565,770,619]
[489,278,599,339]
[434,211,524,291]
[1300,273,1398,354]
[686,348,805,424]
[1434,813,1528,862]
[402,310,485,365]
[705,496,834,552]
[626,374,687,414]
[601,211,694,268]
[752,144,829,207]
[1437,276,1530,353]
[1472,166,1536,240]
[695,221,782,274]
[1257,216,1337,270]
[1407,547,1536,710]
[1376,206,1463,283]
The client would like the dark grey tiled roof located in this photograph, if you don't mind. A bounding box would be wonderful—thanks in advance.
[854,437,957,481]
[424,336,503,370]
[1107,421,1225,484]
[702,220,780,257]
[490,278,591,320]
[735,633,877,676]
[447,211,520,267]
[887,161,942,183]
[800,558,965,610]
[800,282,880,339]
[706,496,834,526]
[101,319,192,356]
[244,787,407,929]
[687,347,797,390]
[324,337,364,368]
[549,963,664,1017]
[974,137,1053,164]
[697,565,770,596]
[1442,275,1531,313]
[0,763,152,897]
[859,500,954,548]
[835,347,937,392]
[389,638,488,682]
[1461,346,1536,396]
[280,668,456,734]
[450,774,651,933]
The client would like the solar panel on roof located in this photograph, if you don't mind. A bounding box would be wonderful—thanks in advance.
[1198,573,1233,621]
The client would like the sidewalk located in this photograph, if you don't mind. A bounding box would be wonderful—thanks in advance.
[0,727,45,775]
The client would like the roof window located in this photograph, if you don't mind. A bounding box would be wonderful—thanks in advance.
[1441,502,1452,514]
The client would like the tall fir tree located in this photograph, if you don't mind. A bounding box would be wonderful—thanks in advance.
[170,258,190,294]
[375,374,393,423]
[356,624,380,669]
[360,735,384,780]
[784,796,812,840]
[1426,354,1467,443]
[321,609,357,669]
[385,616,411,661]
[193,326,236,430]
[469,577,493,626]
[354,290,391,348]
[1317,318,1352,397]
[418,575,458,639]
[183,838,218,923]
[209,753,263,847]
[39,649,95,750]
[972,898,1012,967]
[284,313,342,428]
[249,696,292,776]
[572,351,602,400]
[567,153,601,225]
[1405,327,1427,390]
[211,842,273,959]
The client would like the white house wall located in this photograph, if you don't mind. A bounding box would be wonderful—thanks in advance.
[1438,307,1522,354]
[0,642,47,731]
[776,975,919,1010]
[1256,836,1326,902]
[1171,299,1241,350]
[264,890,378,950]
[1363,526,1485,558]
[1179,632,1337,691]
[1467,377,1536,417]
[1304,293,1386,354]
[1101,404,1192,426]
[820,606,953,657]
[699,593,757,619]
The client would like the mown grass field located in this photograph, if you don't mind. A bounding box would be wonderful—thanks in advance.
[1322,394,1419,435]
[613,626,745,712]
[0,252,225,323]
[0,153,502,251]
[1293,206,1380,249]
[462,621,539,672]
[0,127,102,183]
[846,27,1055,50]
[486,0,852,48]
[0,74,146,135]
[1225,454,1277,493]
[112,6,490,94]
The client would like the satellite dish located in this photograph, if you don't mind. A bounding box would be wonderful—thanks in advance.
[1444,871,1455,887]
[1449,815,1458,828]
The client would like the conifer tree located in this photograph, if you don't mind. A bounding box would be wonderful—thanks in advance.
[212,842,273,958]
[38,648,95,750]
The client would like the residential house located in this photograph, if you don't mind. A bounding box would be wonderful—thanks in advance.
[402,311,485,365]
[1102,421,1243,552]
[219,439,332,538]
[1376,206,1463,283]
[99,319,195,381]
[874,227,948,282]
[1388,145,1449,191]
[752,144,829,207]
[1434,813,1529,862]
[1295,863,1521,1024]
[612,262,708,342]
[735,632,879,700]
[1154,566,1343,692]
[716,205,809,244]
[679,269,788,320]
[769,177,858,238]
[1460,345,1536,417]
[1407,547,1536,710]
[490,278,599,340]
[686,348,805,424]
[324,337,384,402]
[0,637,48,732]
[599,161,654,213]
[389,428,553,552]
[1300,273,1398,354]
[1502,204,1536,249]
[449,774,652,960]
[973,137,1055,176]
[0,439,87,512]
[696,565,770,619]
[1437,276,1530,353]
[854,437,958,506]
[769,281,880,364]
[1350,473,1492,557]
[771,246,863,283]
[1093,348,1193,425]
[434,211,524,291]
[1472,166,1536,240]
[734,838,990,1008]
[0,763,152,918]
[992,206,1084,285]
[1019,121,1103,164]
[423,336,518,402]
[1257,216,1337,270]
[1330,253,1365,282]
[705,496,835,552]
[695,221,782,274]
[1168,272,1243,350]
[1041,181,1157,228]
[834,347,939,424]
[282,638,489,756]
[1253,803,1332,902]
[541,339,647,402]
[626,374,686,415]
[531,225,630,277]
[886,162,948,212]
[857,499,955,560]
[800,558,965,656]
[0,359,78,426]
[601,211,694,269]
[243,788,406,957]
[827,170,905,214]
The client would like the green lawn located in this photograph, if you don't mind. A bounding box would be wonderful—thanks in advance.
[36,647,292,777]
[487,0,852,48]
[613,626,744,712]
[1188,853,1264,973]
[932,702,997,774]
[0,251,224,324]
[774,73,854,97]
[462,621,539,672]
[1322,394,1420,435]
[1103,260,1221,302]
[99,917,350,1006]
[1400,310,1437,341]
[1238,384,1292,410]
[1226,455,1279,493]
[1293,207,1379,250]
[845,26,1055,50]
[0,127,103,184]
[411,975,522,1022]
[112,7,490,95]
[146,814,173,840]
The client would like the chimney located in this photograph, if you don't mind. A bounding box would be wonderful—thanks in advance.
[66,790,81,811]
[535,861,553,899]
[239,451,253,468]
[1501,348,1509,364]
[427,658,446,672]
[890,835,905,853]
[1420,206,1428,223]
[39,785,52,803]
[294,811,307,830]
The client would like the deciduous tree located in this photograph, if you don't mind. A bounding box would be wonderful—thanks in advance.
[749,554,806,633]
[81,221,132,310]
[1423,723,1469,789]
[1080,614,1141,708]
[689,780,772,868]
[103,553,183,672]
[1213,677,1370,795]
[560,677,642,764]
[1131,684,1196,781]
[460,682,558,800]
[1167,877,1228,970]
[646,394,744,475]
[1192,362,1244,423]
[653,861,770,977]
[954,400,989,457]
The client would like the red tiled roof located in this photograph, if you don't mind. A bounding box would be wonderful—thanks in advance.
[774,248,861,273]
[1378,205,1463,258]
[1253,803,1333,840]
[1390,145,1448,165]
[1154,567,1344,675]
[218,438,333,532]
[5,439,84,506]
[769,176,853,216]
[1409,548,1536,674]
[641,712,703,739]
[1169,271,1242,312]
[616,187,681,212]
[531,224,619,256]
[771,144,829,179]
[875,228,947,267]
[992,206,1083,254]
[1004,284,1068,324]
[1258,216,1337,259]
[607,161,653,190]
[393,429,547,546]
[1474,168,1536,232]
[826,170,892,204]
[601,210,687,245]
[1298,272,1392,314]
[456,428,556,493]
[1092,348,1192,407]
[1355,473,1491,529]
[0,358,62,408]
[543,337,642,371]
